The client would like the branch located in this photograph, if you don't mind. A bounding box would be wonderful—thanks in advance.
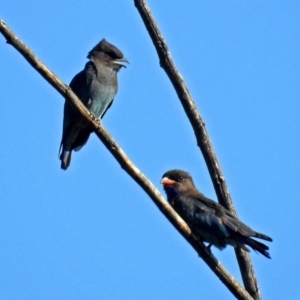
[134,1,261,299]
[0,19,253,300]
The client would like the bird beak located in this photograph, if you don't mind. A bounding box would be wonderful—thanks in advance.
[114,57,129,68]
[160,177,176,185]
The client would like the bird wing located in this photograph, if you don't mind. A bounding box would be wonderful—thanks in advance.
[69,61,97,105]
[60,62,97,152]
[83,61,98,95]
[190,193,257,238]
[179,194,231,238]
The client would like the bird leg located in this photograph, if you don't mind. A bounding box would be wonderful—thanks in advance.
[206,243,213,250]
[194,235,212,256]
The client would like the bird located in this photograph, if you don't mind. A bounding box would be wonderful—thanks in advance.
[161,169,272,258]
[59,39,128,170]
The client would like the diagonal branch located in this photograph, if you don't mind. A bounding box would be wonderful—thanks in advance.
[0,19,253,300]
[134,1,260,299]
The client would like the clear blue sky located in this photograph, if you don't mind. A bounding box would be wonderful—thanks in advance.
[1,1,299,299]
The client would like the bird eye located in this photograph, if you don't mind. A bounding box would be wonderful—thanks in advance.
[106,51,118,60]
[178,176,184,182]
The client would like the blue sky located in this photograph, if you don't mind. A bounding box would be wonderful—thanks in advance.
[1,1,299,299]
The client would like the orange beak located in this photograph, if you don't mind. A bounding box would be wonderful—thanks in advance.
[160,177,176,185]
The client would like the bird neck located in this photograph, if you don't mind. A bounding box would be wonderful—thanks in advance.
[164,186,180,202]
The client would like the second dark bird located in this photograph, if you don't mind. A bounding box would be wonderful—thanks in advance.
[59,39,128,170]
[161,169,272,258]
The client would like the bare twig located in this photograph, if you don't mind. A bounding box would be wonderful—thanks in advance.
[0,19,253,300]
[134,1,260,299]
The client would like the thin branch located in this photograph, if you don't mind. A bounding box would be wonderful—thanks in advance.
[134,1,260,299]
[0,19,253,300]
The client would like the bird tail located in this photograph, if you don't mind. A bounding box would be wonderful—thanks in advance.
[245,238,271,259]
[254,232,273,242]
[60,150,72,170]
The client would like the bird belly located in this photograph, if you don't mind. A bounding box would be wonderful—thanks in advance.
[88,87,114,118]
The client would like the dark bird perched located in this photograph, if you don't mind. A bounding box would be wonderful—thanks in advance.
[59,39,128,170]
[161,169,272,258]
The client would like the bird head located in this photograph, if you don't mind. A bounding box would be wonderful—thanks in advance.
[161,169,197,198]
[87,39,129,71]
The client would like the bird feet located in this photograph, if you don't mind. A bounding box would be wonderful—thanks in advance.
[89,111,101,124]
